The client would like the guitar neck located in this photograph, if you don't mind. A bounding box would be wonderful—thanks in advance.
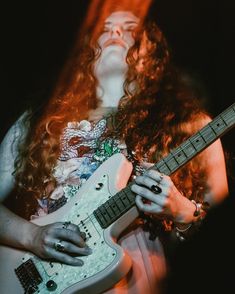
[154,102,235,176]
[94,103,235,228]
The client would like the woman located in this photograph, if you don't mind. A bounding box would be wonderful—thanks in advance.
[0,7,228,294]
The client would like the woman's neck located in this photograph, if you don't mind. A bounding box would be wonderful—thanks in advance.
[97,74,125,108]
[88,105,117,123]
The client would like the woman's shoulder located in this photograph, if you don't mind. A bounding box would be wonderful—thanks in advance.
[0,111,31,201]
[180,111,212,135]
[0,111,30,153]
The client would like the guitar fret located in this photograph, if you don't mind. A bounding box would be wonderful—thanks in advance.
[180,140,197,158]
[94,209,106,227]
[222,107,235,126]
[201,124,217,142]
[188,137,197,152]
[180,146,188,158]
[189,133,205,151]
[172,149,187,165]
[198,131,207,143]
[152,161,169,175]
[104,202,116,219]
[98,206,112,223]
[223,115,234,125]
[115,195,126,211]
[119,190,131,206]
[124,186,136,204]
[96,205,116,228]
[162,158,172,172]
[220,115,228,126]
[164,154,179,171]
[210,117,227,135]
[107,198,121,216]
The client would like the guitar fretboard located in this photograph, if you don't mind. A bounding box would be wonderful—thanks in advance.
[94,103,235,228]
[154,103,235,175]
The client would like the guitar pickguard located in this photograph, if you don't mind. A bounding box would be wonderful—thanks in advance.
[16,174,119,293]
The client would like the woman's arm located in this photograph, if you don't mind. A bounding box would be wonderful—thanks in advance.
[199,137,228,204]
[0,115,91,265]
[0,114,36,248]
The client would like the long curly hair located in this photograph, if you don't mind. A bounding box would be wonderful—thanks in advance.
[12,15,209,218]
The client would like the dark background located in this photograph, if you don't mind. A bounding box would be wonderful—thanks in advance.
[1,0,234,192]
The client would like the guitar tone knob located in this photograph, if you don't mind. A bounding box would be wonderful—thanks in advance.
[46,280,57,291]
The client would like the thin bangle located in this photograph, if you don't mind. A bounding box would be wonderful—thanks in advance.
[175,223,192,232]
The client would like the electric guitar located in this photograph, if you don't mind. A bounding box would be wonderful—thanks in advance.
[0,103,234,294]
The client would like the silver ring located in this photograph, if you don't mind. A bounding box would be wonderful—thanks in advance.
[62,221,71,229]
[54,240,65,252]
[158,173,164,183]
[150,184,162,194]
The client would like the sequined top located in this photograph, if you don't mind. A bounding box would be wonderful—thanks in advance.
[32,118,128,218]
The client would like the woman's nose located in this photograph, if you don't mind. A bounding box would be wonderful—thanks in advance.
[111,25,123,37]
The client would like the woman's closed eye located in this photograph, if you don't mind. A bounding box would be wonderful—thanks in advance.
[124,26,136,31]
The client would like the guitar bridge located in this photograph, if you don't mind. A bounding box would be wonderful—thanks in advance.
[15,258,43,293]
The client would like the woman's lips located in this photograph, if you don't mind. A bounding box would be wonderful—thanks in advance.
[103,39,127,49]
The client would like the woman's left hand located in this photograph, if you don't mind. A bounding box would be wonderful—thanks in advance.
[131,169,194,223]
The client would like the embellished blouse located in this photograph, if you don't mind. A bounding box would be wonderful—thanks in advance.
[32,118,128,218]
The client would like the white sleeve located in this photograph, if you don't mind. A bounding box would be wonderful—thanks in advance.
[0,112,28,201]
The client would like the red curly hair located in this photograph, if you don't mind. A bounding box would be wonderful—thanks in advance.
[13,13,209,218]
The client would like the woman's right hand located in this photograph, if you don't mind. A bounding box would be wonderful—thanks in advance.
[28,222,92,266]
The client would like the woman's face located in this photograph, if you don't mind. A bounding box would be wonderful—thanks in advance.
[98,11,139,51]
[95,11,140,76]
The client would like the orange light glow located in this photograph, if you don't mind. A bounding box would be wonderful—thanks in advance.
[80,0,153,41]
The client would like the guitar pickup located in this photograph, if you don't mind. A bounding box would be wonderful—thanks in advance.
[15,258,43,293]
